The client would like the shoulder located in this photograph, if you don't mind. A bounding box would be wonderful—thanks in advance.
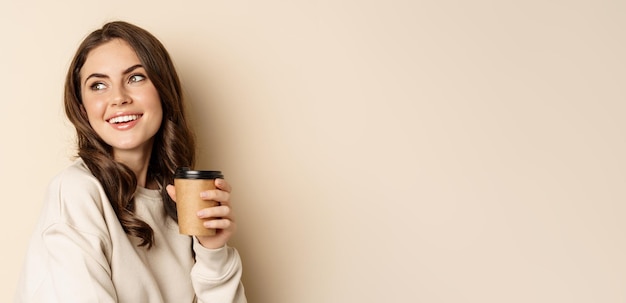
[42,158,112,226]
[51,158,98,186]
[50,158,101,193]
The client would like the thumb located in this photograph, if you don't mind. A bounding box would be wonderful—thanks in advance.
[166,184,177,203]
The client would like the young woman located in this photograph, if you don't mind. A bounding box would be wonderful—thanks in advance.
[15,21,246,302]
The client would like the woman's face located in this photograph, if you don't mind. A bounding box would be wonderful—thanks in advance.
[79,38,163,161]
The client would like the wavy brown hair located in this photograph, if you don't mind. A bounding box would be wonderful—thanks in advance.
[64,21,195,248]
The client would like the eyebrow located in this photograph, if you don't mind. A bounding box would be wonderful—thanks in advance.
[83,64,144,85]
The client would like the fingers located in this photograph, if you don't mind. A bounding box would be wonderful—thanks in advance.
[193,180,236,249]
[168,182,231,204]
[203,218,233,229]
[200,188,230,204]
[197,205,231,219]
[215,178,232,193]
[198,204,235,233]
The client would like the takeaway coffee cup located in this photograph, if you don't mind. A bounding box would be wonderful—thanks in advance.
[174,167,224,236]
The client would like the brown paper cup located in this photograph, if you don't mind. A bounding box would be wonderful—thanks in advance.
[174,178,219,236]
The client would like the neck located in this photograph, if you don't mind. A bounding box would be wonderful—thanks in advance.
[113,143,154,189]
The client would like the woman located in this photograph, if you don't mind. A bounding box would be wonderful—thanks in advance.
[15,21,246,302]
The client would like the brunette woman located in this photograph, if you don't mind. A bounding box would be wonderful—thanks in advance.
[15,21,246,302]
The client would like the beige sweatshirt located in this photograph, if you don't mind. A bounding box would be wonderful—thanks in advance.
[15,159,246,303]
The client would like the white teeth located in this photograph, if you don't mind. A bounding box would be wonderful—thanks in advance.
[108,115,140,124]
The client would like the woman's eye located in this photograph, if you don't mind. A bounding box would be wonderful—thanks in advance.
[90,82,107,91]
[129,74,146,83]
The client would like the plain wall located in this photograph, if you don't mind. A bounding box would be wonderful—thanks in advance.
[2,0,625,302]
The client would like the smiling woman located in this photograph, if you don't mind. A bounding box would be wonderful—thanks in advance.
[14,21,247,303]
[80,39,163,167]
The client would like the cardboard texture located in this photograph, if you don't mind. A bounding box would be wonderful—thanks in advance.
[174,178,218,236]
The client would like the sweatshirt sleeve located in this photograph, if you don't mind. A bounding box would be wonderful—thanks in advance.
[17,166,119,303]
[41,222,117,302]
[191,237,247,303]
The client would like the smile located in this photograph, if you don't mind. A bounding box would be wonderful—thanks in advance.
[107,114,142,124]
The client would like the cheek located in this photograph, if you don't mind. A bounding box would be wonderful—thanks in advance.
[147,91,163,120]
[81,98,106,123]
[153,105,164,128]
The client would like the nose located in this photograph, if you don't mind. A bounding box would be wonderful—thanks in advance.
[111,86,132,106]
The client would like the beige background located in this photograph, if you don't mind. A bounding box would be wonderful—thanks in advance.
[1,0,625,302]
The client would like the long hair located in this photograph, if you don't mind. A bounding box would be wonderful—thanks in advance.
[64,21,195,248]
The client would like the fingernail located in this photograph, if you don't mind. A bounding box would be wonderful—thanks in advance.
[197,210,206,217]
[200,191,208,199]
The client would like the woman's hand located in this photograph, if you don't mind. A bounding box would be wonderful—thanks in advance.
[166,179,237,249]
